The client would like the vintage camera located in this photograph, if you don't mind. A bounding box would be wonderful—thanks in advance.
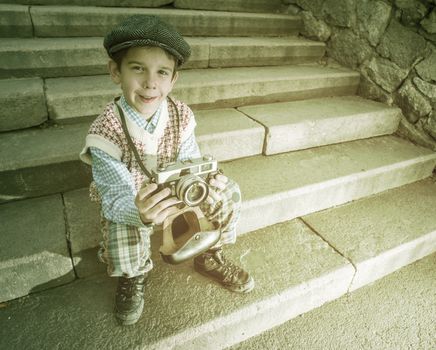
[150,155,218,207]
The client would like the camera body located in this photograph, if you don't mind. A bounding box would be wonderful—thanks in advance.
[150,155,218,207]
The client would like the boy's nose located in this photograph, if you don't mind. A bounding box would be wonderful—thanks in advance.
[143,75,157,89]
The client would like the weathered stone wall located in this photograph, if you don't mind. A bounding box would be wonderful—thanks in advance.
[283,0,436,151]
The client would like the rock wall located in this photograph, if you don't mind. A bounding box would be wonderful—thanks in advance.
[284,0,436,151]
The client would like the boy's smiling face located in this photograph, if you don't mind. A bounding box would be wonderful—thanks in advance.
[109,46,178,119]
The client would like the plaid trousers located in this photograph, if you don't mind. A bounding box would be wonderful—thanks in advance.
[98,177,242,278]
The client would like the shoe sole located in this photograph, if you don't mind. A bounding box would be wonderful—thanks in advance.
[115,298,144,326]
[194,264,255,294]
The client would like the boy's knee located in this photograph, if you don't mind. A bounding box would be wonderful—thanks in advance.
[223,177,242,206]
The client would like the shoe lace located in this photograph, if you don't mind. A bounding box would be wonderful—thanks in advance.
[213,251,241,282]
[118,276,145,300]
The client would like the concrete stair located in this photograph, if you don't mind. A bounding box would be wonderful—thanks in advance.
[231,252,436,350]
[0,36,325,78]
[1,4,300,38]
[3,0,283,13]
[42,65,358,123]
[1,1,436,349]
[1,178,435,349]
[0,96,402,201]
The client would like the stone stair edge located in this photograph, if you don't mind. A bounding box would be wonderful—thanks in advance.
[2,177,436,348]
[1,3,301,39]
[1,119,433,204]
[2,0,285,14]
[0,36,325,79]
[2,63,355,131]
[28,5,301,38]
[0,209,355,348]
[43,64,360,122]
[0,96,402,173]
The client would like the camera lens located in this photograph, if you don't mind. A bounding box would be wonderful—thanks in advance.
[176,174,209,206]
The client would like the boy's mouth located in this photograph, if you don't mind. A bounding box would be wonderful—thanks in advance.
[139,95,158,104]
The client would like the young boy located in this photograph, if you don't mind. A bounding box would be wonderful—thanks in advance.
[80,15,254,326]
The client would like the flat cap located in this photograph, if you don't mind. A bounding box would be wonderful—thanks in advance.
[104,15,191,66]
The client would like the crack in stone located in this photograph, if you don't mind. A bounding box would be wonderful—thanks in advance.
[298,217,358,293]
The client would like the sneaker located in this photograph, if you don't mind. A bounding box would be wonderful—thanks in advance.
[194,248,254,293]
[115,274,147,326]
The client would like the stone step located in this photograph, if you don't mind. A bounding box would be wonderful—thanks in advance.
[0,108,264,202]
[0,4,32,38]
[1,178,435,348]
[232,252,436,350]
[2,0,173,7]
[63,136,436,279]
[238,96,402,155]
[0,95,400,202]
[44,65,359,123]
[0,78,47,132]
[0,194,76,303]
[173,0,284,13]
[1,0,283,13]
[28,5,301,38]
[0,36,325,79]
[226,136,436,235]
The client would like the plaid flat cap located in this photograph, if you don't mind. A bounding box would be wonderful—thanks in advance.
[104,15,191,65]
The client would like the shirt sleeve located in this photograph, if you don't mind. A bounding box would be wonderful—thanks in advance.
[178,131,201,161]
[90,146,147,228]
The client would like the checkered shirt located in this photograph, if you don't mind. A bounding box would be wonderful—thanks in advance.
[90,96,200,228]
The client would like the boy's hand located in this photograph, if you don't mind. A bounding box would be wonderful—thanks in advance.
[206,173,228,205]
[135,183,182,226]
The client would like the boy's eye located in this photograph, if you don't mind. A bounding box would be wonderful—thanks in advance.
[159,70,170,76]
[132,66,144,72]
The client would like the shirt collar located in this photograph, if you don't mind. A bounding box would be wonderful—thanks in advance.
[120,95,161,133]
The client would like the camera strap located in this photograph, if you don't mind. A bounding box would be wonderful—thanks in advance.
[115,97,153,179]
[115,96,181,181]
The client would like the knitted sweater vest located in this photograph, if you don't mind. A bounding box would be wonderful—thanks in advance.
[80,97,195,202]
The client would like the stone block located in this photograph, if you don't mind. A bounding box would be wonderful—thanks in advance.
[174,0,283,13]
[0,78,47,131]
[195,108,264,161]
[0,123,92,202]
[295,0,325,18]
[300,11,331,42]
[0,37,208,79]
[45,75,118,121]
[63,188,104,278]
[45,65,359,122]
[327,29,373,69]
[396,0,428,26]
[31,6,300,37]
[0,218,354,349]
[173,65,359,109]
[239,96,401,154]
[0,195,75,302]
[424,112,436,140]
[234,253,436,350]
[413,77,436,102]
[420,9,436,34]
[397,116,436,152]
[357,74,394,105]
[0,4,32,38]
[322,0,356,28]
[395,79,432,122]
[376,19,427,69]
[221,136,436,234]
[0,0,172,5]
[303,178,436,291]
[0,38,107,79]
[415,49,436,82]
[362,56,408,93]
[208,36,325,68]
[357,0,392,47]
